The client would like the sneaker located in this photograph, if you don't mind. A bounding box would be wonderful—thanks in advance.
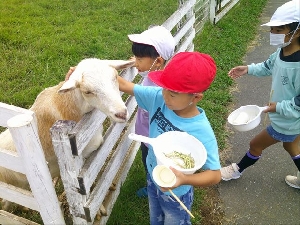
[285,171,300,189]
[221,163,242,181]
[136,187,148,198]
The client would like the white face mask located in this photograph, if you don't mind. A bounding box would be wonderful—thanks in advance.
[270,33,287,47]
[139,58,157,78]
[138,70,149,77]
[270,24,300,48]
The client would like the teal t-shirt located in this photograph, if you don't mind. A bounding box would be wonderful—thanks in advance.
[133,85,221,196]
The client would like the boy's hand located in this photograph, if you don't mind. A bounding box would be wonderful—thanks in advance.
[160,166,185,192]
[129,56,136,67]
[65,66,76,81]
[228,66,248,79]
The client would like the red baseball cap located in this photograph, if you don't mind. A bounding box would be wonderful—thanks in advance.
[148,51,217,93]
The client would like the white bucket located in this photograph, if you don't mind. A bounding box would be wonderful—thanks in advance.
[228,105,268,132]
[128,131,207,174]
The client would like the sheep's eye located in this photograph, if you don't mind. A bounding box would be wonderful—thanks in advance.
[84,91,93,95]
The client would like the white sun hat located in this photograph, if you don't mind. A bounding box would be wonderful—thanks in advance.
[128,25,175,60]
[261,0,300,27]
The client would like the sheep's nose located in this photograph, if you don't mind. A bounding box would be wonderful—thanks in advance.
[115,109,128,121]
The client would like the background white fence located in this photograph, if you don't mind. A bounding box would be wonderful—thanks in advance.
[194,0,240,32]
[0,0,238,224]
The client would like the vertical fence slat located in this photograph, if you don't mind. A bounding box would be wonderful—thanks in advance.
[208,0,240,24]
[7,113,65,225]
[50,120,87,225]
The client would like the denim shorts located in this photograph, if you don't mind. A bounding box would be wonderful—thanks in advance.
[147,173,193,225]
[266,125,298,142]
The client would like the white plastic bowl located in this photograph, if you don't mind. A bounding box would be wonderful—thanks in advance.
[128,131,207,174]
[228,105,268,132]
[152,165,176,187]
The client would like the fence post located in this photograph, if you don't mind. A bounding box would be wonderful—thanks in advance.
[7,113,65,225]
[50,120,88,225]
[210,0,216,24]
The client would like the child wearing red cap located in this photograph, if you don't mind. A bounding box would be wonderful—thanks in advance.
[128,25,175,198]
[220,0,300,189]
[118,51,221,224]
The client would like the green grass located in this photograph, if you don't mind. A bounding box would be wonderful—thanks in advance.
[0,0,178,108]
[0,0,268,224]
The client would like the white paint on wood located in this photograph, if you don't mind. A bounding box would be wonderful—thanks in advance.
[0,210,39,225]
[78,95,137,194]
[173,16,196,46]
[0,102,34,127]
[0,148,25,174]
[7,113,65,224]
[70,109,105,156]
[97,140,141,225]
[0,102,65,224]
[84,121,136,221]
[0,181,39,210]
[209,0,240,24]
[176,28,196,52]
[163,0,196,32]
[50,120,88,225]
[214,0,239,24]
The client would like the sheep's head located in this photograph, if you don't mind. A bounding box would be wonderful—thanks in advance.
[59,58,135,123]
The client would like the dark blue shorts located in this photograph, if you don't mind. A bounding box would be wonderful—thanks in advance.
[267,125,298,142]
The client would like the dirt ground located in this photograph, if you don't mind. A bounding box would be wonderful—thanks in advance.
[200,185,224,225]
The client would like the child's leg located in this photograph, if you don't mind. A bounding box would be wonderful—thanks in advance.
[136,143,149,198]
[147,173,163,225]
[237,129,279,172]
[283,135,300,159]
[221,128,278,181]
[283,135,300,189]
[140,142,148,172]
[282,135,300,171]
[248,128,279,156]
[161,187,193,225]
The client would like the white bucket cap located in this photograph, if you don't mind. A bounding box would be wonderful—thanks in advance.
[261,0,300,26]
[128,25,175,60]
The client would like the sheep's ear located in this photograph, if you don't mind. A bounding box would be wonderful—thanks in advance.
[58,79,77,93]
[106,60,135,70]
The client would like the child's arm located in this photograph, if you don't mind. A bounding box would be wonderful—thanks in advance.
[163,167,221,190]
[117,76,135,96]
[229,49,278,79]
[247,49,278,77]
[228,66,248,79]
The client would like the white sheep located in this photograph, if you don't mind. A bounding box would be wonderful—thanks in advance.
[0,58,135,210]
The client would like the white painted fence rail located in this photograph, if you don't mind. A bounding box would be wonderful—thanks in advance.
[0,102,65,225]
[193,0,240,33]
[209,0,240,25]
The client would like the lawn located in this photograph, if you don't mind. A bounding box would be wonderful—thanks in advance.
[0,0,268,224]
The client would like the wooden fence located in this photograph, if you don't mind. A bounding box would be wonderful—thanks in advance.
[0,103,65,225]
[0,0,239,224]
[194,0,240,32]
